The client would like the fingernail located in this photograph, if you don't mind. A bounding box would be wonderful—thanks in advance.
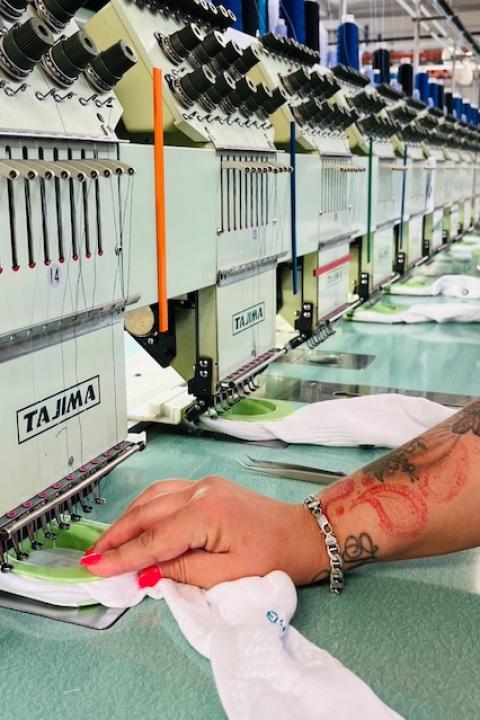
[80,552,102,567]
[83,546,95,555]
[137,565,163,589]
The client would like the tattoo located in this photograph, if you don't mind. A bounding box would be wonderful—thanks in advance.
[343,533,379,566]
[321,402,478,544]
[362,439,427,483]
[352,482,428,538]
[452,401,480,436]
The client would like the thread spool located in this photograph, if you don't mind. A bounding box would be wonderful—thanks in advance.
[363,66,374,85]
[398,61,413,97]
[437,82,444,112]
[304,0,320,51]
[281,0,306,45]
[242,0,267,36]
[268,0,279,31]
[319,21,328,66]
[217,0,242,30]
[337,13,359,71]
[415,71,429,104]
[327,48,337,68]
[470,104,478,126]
[453,93,463,120]
[373,47,390,84]
[444,89,453,116]
[428,79,438,108]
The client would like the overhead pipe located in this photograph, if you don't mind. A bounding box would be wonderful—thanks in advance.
[429,0,480,58]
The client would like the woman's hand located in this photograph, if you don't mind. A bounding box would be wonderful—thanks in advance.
[81,476,327,588]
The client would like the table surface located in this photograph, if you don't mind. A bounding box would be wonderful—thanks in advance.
[2,299,480,720]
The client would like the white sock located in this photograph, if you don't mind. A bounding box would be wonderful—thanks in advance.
[353,302,480,324]
[390,275,480,299]
[160,572,404,720]
[200,393,455,447]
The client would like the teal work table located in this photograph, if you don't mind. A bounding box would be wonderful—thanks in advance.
[2,314,480,720]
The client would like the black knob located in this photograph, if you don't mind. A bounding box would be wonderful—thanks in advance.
[225,75,256,109]
[233,43,262,74]
[264,85,288,115]
[193,30,225,64]
[284,37,301,61]
[41,0,88,28]
[2,17,53,74]
[168,23,204,61]
[261,32,286,55]
[283,67,310,92]
[89,41,137,90]
[202,70,236,105]
[215,4,236,29]
[191,0,209,19]
[297,98,322,122]
[215,40,243,70]
[206,2,218,18]
[0,0,28,20]
[178,65,216,102]
[50,31,97,79]
[310,71,337,99]
[244,82,272,113]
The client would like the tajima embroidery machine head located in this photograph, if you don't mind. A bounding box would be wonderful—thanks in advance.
[0,0,144,622]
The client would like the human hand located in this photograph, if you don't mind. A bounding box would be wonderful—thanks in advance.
[80,476,327,588]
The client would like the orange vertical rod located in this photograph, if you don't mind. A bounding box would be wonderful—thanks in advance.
[153,67,168,332]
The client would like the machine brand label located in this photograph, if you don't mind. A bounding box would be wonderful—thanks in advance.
[17,376,100,444]
[232,302,265,336]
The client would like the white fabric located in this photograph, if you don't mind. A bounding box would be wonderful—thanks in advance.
[199,393,455,447]
[0,567,403,719]
[449,242,480,257]
[353,302,480,324]
[463,234,480,245]
[389,274,480,299]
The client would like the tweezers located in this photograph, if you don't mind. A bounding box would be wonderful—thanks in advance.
[238,455,345,485]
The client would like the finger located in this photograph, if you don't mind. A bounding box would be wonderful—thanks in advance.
[94,484,196,554]
[159,550,239,589]
[94,481,195,553]
[82,504,208,577]
[126,480,194,511]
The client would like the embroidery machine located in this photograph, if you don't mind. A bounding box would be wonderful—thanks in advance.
[86,1,294,422]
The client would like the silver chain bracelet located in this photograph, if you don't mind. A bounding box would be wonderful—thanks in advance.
[304,494,345,595]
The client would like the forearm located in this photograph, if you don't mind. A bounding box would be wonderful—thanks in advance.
[317,401,480,572]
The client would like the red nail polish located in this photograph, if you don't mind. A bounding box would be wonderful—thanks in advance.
[138,565,163,589]
[80,552,102,567]
[83,547,95,556]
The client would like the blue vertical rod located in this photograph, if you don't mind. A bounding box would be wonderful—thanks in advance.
[366,137,373,264]
[399,144,408,250]
[289,121,298,295]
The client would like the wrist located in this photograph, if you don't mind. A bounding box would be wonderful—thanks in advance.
[294,505,330,586]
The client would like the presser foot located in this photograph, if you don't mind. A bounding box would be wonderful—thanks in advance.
[306,321,335,349]
[0,591,128,630]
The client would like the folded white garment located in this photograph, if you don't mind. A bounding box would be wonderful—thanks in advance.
[0,566,403,719]
[352,302,480,324]
[200,393,455,447]
[160,572,404,720]
[389,274,480,299]
[449,242,480,257]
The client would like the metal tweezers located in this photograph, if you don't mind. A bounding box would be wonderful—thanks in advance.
[238,455,345,485]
